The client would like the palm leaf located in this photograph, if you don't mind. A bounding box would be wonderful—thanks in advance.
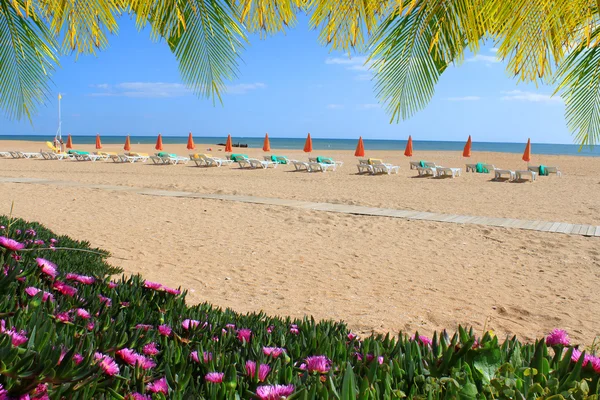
[232,0,303,35]
[0,0,58,119]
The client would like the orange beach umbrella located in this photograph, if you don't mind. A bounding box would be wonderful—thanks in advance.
[303,133,313,153]
[124,135,131,151]
[354,136,365,157]
[522,138,531,162]
[225,134,233,152]
[66,134,73,149]
[404,135,413,157]
[463,135,472,158]
[155,134,163,151]
[95,134,102,150]
[187,132,195,150]
[263,133,271,152]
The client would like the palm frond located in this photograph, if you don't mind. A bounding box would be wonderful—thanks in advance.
[231,0,303,35]
[0,0,58,119]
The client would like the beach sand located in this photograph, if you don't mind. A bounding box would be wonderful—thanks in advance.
[0,140,599,344]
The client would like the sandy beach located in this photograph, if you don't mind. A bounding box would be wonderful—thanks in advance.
[0,140,599,344]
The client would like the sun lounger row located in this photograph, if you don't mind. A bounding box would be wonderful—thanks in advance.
[413,161,462,178]
[357,158,400,175]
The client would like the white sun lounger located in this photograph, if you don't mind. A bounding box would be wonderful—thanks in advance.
[527,165,562,177]
[309,157,343,167]
[494,169,516,181]
[191,154,233,167]
[516,170,537,182]
[437,167,462,178]
[238,158,275,169]
[357,159,372,174]
[371,159,399,175]
[308,162,336,172]
[0,151,10,158]
[292,161,310,171]
[409,161,422,169]
[465,163,477,172]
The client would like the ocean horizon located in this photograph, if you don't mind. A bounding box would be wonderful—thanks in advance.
[1,135,598,157]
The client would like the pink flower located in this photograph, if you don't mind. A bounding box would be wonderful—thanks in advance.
[158,324,172,336]
[246,361,271,381]
[36,258,58,278]
[0,237,24,251]
[570,349,592,366]
[378,356,384,365]
[411,335,432,346]
[116,348,156,370]
[0,384,6,400]
[87,322,95,331]
[24,287,53,302]
[73,354,84,365]
[5,328,28,346]
[182,319,200,330]
[347,332,358,341]
[143,342,160,356]
[290,325,299,335]
[256,384,295,400]
[108,281,118,289]
[146,377,168,394]
[225,324,236,330]
[127,394,151,400]
[546,329,570,346]
[144,281,162,290]
[191,351,212,363]
[66,273,95,285]
[205,372,224,383]
[52,281,78,297]
[98,294,112,306]
[135,324,153,331]
[238,328,252,343]
[267,325,274,334]
[55,312,71,323]
[305,355,331,374]
[164,286,180,295]
[95,353,120,376]
[263,347,286,357]
[76,309,91,319]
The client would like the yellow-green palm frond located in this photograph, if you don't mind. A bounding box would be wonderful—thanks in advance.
[0,0,58,119]
[555,27,600,147]
[231,0,304,35]
[37,0,121,54]
[309,0,394,51]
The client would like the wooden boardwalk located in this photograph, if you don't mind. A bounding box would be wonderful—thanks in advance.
[2,176,599,237]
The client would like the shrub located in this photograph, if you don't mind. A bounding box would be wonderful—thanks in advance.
[0,217,598,399]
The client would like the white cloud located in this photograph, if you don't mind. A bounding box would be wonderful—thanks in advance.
[355,74,372,81]
[327,104,344,109]
[490,48,499,53]
[326,56,373,80]
[359,103,380,109]
[447,96,481,102]
[89,82,265,97]
[325,56,368,65]
[500,90,562,104]
[467,55,500,63]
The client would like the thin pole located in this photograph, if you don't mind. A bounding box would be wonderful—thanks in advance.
[56,93,62,142]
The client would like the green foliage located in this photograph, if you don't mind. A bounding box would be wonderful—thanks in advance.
[0,217,599,399]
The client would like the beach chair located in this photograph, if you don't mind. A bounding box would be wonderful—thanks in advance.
[96,152,117,161]
[309,156,343,167]
[308,162,336,172]
[357,159,372,174]
[436,167,462,178]
[415,161,440,177]
[516,170,537,182]
[527,165,562,177]
[151,152,189,165]
[107,154,128,163]
[123,152,149,163]
[263,155,296,165]
[8,151,25,159]
[238,157,275,169]
[493,169,516,181]
[465,163,477,172]
[369,159,400,175]
[292,161,310,171]
[191,153,233,167]
[409,161,422,169]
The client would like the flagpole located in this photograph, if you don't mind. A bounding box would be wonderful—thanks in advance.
[56,93,62,142]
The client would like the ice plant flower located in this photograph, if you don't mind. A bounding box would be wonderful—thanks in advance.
[205,372,224,383]
[76,309,91,319]
[55,312,71,323]
[146,377,168,394]
[238,328,252,343]
[256,384,295,400]
[95,353,120,376]
[116,348,156,370]
[127,394,151,400]
[158,324,172,336]
[143,342,160,356]
[290,325,299,335]
[5,328,28,346]
[36,258,58,278]
[246,361,271,381]
[411,335,433,346]
[108,281,118,289]
[144,281,162,290]
[191,351,212,363]
[347,332,358,341]
[182,319,200,330]
[66,273,95,285]
[267,325,274,334]
[53,281,78,297]
[546,329,570,346]
[98,294,112,306]
[0,236,24,251]
[263,347,286,357]
[164,286,180,295]
[73,354,84,365]
[305,356,331,374]
[135,324,153,331]
[24,287,54,302]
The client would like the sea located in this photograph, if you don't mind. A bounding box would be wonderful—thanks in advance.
[1,135,598,157]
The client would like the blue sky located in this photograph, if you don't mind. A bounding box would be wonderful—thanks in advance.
[1,15,572,144]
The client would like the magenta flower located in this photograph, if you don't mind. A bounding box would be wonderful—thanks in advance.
[246,361,271,381]
[0,236,24,251]
[205,372,224,383]
[378,356,384,365]
[238,328,252,343]
[182,319,200,330]
[591,356,600,373]
[290,325,299,335]
[135,324,153,331]
[36,258,58,278]
[143,342,160,356]
[146,377,168,394]
[256,384,295,400]
[25,229,36,237]
[267,325,274,334]
[5,328,28,346]
[98,294,112,306]
[76,309,91,319]
[225,323,236,330]
[305,356,331,374]
[164,286,180,295]
[95,353,120,376]
[570,349,594,366]
[55,312,71,323]
[158,324,172,336]
[108,281,118,289]
[546,329,570,346]
[66,273,95,285]
[24,287,54,302]
[191,351,212,363]
[411,335,433,346]
[347,332,358,341]
[73,354,84,365]
[87,322,95,331]
[144,281,162,290]
[116,348,156,370]
[263,347,286,357]
[52,281,78,297]
[127,394,151,400]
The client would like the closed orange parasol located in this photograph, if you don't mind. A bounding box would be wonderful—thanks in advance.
[522,138,531,162]
[187,132,195,150]
[95,134,102,150]
[404,135,413,157]
[263,133,271,152]
[124,135,131,151]
[463,135,472,158]
[155,134,163,151]
[355,136,365,157]
[303,133,313,153]
[66,134,73,149]
[225,134,233,152]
